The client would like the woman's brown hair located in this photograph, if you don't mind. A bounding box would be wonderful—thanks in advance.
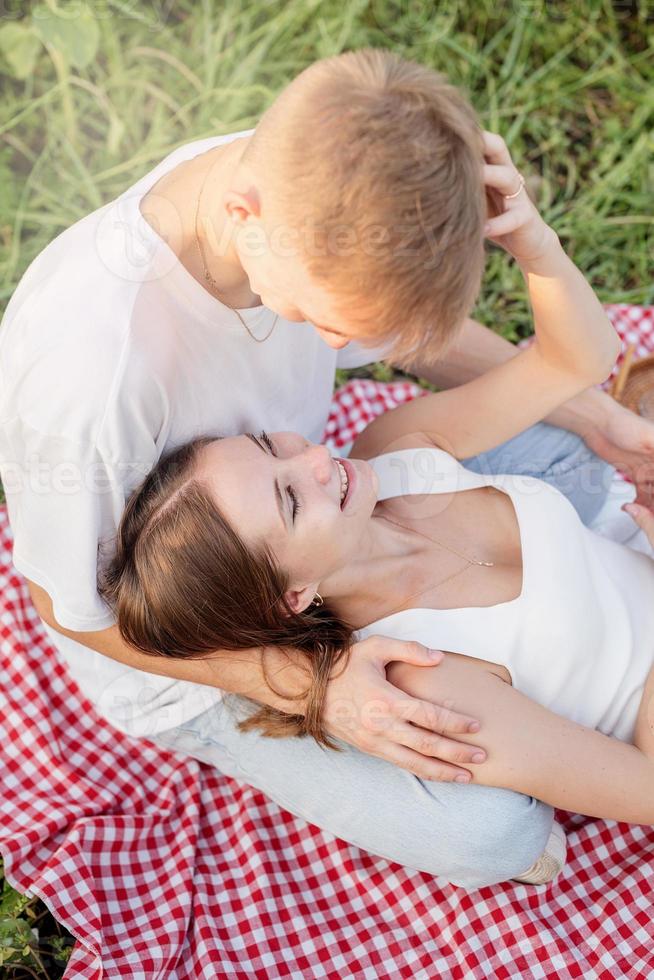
[97,435,353,749]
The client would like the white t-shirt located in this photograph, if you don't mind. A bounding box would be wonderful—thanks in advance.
[0,130,387,738]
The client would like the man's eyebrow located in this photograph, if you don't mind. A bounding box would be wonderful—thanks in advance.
[245,433,288,529]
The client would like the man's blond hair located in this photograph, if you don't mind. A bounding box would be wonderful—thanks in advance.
[247,49,486,368]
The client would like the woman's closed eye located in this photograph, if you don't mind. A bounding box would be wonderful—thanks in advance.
[287,484,301,521]
[259,430,277,456]
[256,431,302,523]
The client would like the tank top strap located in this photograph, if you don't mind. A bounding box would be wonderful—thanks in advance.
[370,446,491,502]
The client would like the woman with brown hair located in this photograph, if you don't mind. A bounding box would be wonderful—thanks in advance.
[95,185,654,888]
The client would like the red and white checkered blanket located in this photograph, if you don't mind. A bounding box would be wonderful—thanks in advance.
[1,304,653,979]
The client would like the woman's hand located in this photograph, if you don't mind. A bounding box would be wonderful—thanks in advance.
[483,130,556,268]
[585,399,654,509]
[321,635,486,782]
[623,500,654,548]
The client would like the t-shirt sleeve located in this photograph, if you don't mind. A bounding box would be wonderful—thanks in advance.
[336,337,395,370]
[0,418,153,632]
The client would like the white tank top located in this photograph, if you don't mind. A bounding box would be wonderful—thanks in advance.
[357,446,654,743]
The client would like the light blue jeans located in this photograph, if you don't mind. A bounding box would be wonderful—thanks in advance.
[148,423,615,889]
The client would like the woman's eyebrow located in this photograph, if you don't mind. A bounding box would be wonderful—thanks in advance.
[245,433,288,529]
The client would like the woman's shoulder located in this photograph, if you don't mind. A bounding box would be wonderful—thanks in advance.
[360,432,474,503]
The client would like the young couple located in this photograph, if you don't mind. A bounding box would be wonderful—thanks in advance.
[3,50,654,891]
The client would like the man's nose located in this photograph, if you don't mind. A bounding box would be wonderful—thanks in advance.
[321,332,350,350]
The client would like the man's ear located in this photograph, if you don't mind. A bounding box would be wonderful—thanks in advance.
[283,582,321,616]
[223,186,261,224]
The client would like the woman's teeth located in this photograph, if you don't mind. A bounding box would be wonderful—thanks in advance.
[336,459,349,505]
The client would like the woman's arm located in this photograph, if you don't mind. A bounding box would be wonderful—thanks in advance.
[351,134,620,464]
[405,316,620,444]
[353,235,619,463]
[633,650,654,761]
[388,654,654,824]
[616,505,654,760]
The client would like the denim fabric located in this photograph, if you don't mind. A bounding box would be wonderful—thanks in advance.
[463,421,614,526]
[151,693,554,889]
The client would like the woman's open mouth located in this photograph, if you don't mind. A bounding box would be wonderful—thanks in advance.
[335,458,352,509]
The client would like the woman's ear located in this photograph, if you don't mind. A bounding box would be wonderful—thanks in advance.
[283,583,321,616]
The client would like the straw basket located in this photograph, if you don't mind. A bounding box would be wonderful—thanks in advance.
[611,349,654,419]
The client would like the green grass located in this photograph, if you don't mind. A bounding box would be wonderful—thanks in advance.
[1,0,653,336]
[0,1,652,975]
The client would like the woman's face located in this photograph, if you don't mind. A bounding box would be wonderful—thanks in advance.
[196,432,379,611]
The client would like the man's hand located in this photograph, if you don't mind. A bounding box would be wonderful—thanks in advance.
[584,399,654,508]
[28,577,486,780]
[322,636,486,782]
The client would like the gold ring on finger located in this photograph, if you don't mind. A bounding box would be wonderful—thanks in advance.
[504,173,525,200]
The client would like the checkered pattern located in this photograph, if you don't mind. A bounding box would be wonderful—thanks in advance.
[323,378,428,450]
[519,304,654,390]
[604,304,654,372]
[1,306,654,979]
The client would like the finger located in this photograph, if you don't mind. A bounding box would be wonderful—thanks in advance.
[393,719,486,767]
[485,184,506,221]
[623,502,654,542]
[635,475,654,492]
[379,639,444,667]
[482,129,513,167]
[631,464,654,493]
[635,486,654,509]
[484,209,525,239]
[483,163,523,198]
[391,692,481,735]
[379,741,474,783]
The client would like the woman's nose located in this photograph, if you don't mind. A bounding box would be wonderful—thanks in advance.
[303,444,334,484]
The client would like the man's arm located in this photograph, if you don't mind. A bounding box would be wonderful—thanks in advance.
[27,577,487,781]
[28,576,312,714]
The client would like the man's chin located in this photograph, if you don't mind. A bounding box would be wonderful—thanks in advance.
[262,298,304,322]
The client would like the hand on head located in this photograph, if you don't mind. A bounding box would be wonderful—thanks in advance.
[481,130,554,266]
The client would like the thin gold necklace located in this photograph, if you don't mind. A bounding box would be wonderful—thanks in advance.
[367,511,495,620]
[193,163,278,343]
